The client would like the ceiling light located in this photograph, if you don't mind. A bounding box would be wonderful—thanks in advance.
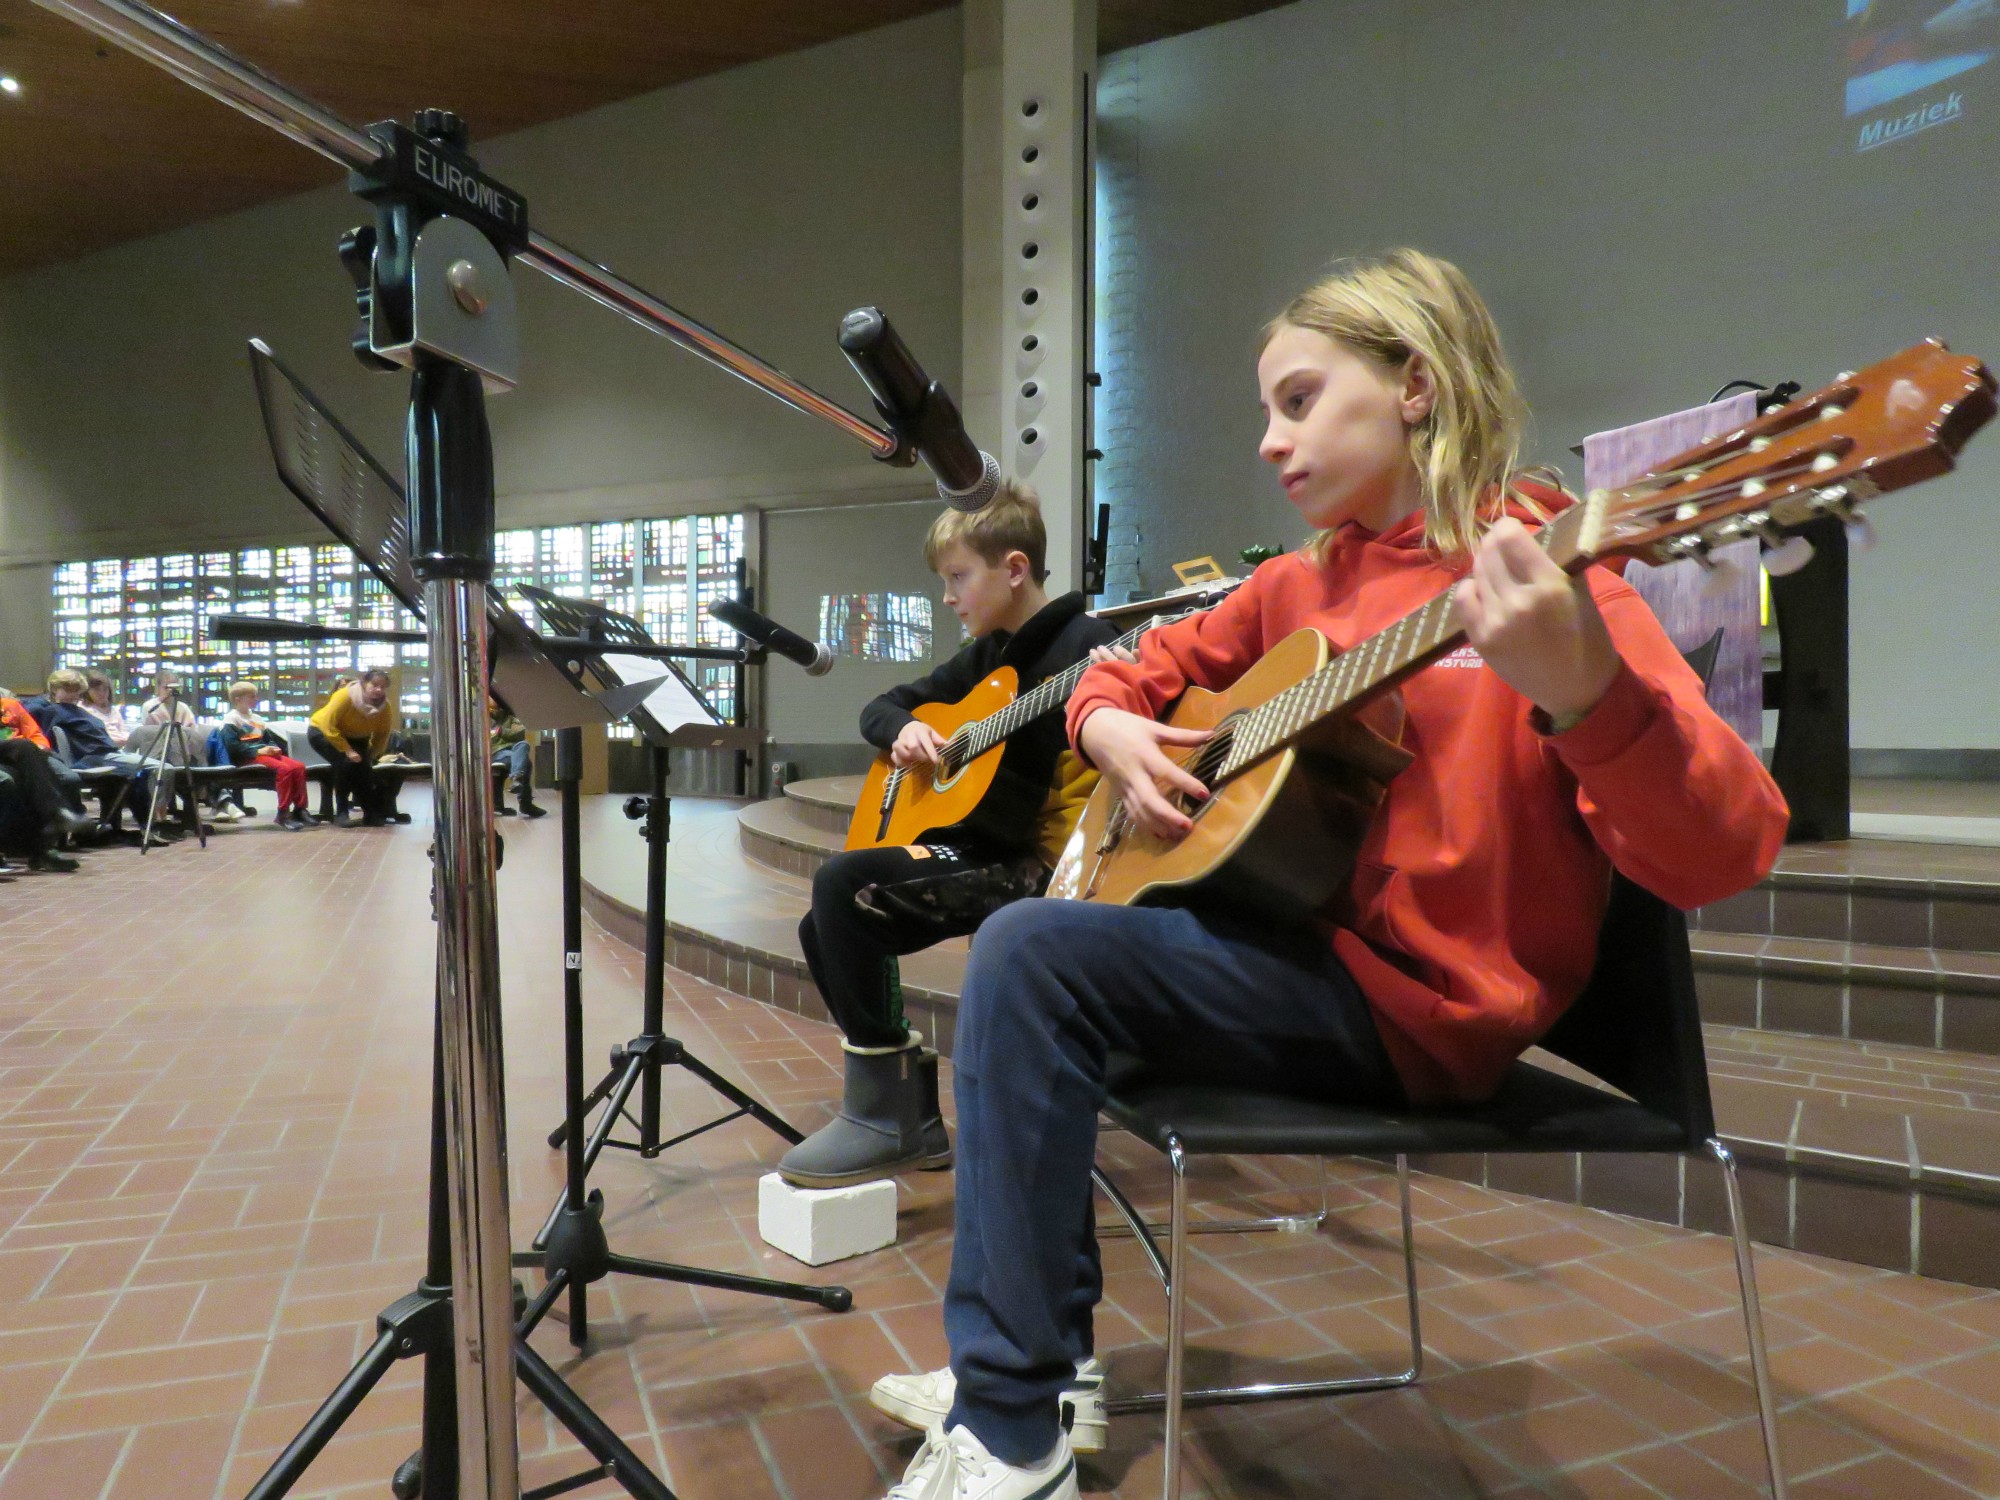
[0,77,21,97]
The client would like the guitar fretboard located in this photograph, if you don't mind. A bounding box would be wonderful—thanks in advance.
[1217,506,1588,779]
[939,614,1160,770]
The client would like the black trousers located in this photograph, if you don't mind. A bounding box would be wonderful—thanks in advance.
[307,728,386,819]
[0,741,73,851]
[800,843,1000,1050]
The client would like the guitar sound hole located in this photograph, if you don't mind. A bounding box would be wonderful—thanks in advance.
[1176,724,1233,822]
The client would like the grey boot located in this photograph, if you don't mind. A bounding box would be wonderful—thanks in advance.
[916,1047,951,1170]
[778,1037,928,1189]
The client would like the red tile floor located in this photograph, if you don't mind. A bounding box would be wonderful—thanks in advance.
[0,802,1997,1499]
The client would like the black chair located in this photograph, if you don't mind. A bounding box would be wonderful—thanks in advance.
[1091,872,1787,1500]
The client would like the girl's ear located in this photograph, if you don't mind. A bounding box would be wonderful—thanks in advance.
[1401,354,1437,427]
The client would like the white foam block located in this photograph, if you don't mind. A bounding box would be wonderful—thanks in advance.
[758,1173,898,1266]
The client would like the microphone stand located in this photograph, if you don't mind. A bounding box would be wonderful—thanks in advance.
[30,6,997,1496]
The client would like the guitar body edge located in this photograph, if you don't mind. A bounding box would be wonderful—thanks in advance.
[843,667,1019,851]
[1049,629,1409,922]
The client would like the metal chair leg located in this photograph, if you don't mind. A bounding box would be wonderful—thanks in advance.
[1707,1138,1788,1500]
[1106,1149,1424,1500]
[1163,1136,1189,1500]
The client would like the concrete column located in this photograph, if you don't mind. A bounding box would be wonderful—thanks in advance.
[996,0,1095,591]
[961,0,1004,463]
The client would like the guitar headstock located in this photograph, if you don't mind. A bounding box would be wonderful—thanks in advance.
[1548,340,1996,571]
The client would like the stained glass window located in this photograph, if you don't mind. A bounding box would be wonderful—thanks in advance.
[54,510,748,732]
[819,592,935,663]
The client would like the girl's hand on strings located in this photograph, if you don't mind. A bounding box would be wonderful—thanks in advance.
[1078,707,1212,841]
[1454,518,1622,726]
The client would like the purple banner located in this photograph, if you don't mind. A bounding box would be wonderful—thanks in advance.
[1582,393,1763,747]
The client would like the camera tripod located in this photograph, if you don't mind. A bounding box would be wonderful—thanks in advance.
[138,689,206,853]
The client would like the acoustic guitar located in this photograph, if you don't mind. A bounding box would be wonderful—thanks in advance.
[845,609,1196,851]
[1049,341,1995,918]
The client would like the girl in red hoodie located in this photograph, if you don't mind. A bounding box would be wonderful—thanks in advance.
[865,250,1788,1500]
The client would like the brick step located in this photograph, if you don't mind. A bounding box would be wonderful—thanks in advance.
[1420,1024,2000,1288]
[1695,838,2000,952]
[737,794,843,879]
[1693,931,2000,1055]
[782,774,860,837]
[584,802,2000,1288]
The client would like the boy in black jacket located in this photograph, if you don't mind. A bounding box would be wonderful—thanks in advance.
[779,484,1122,1188]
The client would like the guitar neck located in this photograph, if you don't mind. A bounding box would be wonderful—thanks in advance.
[950,616,1157,763]
[1218,507,1593,778]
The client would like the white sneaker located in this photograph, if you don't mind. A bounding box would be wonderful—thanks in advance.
[885,1423,1078,1500]
[212,803,244,823]
[872,1358,1107,1453]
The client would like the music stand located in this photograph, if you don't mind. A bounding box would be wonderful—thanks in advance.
[513,588,840,1276]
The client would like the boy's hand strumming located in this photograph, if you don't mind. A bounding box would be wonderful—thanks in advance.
[890,720,948,770]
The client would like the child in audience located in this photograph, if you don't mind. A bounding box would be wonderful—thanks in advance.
[221,682,311,830]
[0,690,93,871]
[80,672,131,747]
[864,250,1789,1500]
[141,670,198,727]
[489,698,544,818]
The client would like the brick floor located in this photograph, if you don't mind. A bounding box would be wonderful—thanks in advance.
[0,803,1997,1498]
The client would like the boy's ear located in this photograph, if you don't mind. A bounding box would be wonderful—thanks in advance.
[1003,549,1032,586]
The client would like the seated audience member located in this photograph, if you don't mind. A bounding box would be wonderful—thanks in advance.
[220,682,311,830]
[489,698,544,818]
[25,669,121,767]
[80,671,131,748]
[0,693,94,871]
[141,671,198,728]
[31,669,161,833]
[132,667,219,818]
[309,668,396,826]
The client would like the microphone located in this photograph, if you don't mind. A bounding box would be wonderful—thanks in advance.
[839,305,1001,511]
[209,613,426,645]
[707,599,833,676]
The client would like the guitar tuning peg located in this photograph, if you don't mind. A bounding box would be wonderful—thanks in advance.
[1845,513,1877,552]
[1760,534,1816,577]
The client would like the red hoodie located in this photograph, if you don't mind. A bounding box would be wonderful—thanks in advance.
[1067,501,1788,1104]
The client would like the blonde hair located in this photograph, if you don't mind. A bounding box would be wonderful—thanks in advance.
[1264,249,1536,559]
[923,479,1048,584]
[228,680,260,702]
[46,667,87,695]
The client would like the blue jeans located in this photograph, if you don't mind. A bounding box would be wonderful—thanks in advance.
[495,741,531,783]
[941,897,1403,1464]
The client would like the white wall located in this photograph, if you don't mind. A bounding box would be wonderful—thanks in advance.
[0,9,962,689]
[1095,0,2000,749]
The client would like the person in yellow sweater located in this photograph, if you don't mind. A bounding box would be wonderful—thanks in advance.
[308,669,395,826]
